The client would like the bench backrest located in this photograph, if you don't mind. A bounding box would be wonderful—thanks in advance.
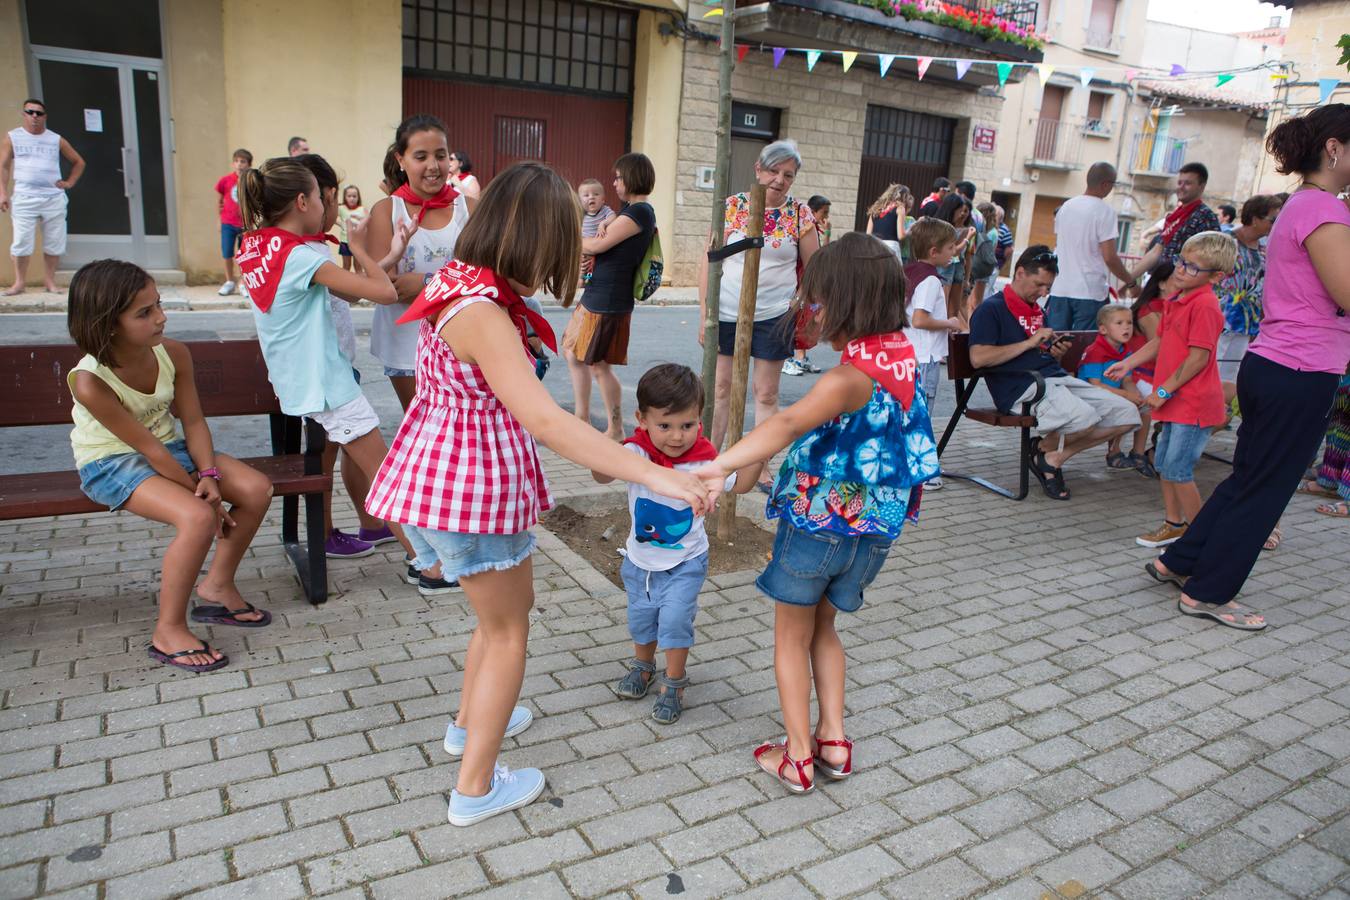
[947,330,1098,381]
[0,340,282,427]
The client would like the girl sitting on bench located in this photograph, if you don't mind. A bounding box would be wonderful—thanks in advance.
[67,260,275,672]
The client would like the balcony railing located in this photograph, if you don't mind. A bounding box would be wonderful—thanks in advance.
[1129,131,1192,176]
[1083,118,1113,137]
[944,0,1040,31]
[1083,27,1124,53]
[1026,117,1084,169]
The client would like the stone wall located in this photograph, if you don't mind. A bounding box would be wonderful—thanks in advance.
[667,39,1006,286]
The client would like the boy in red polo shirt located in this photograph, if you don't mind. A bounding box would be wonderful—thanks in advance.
[1107,232,1236,547]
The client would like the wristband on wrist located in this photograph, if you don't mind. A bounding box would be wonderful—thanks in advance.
[198,467,221,481]
[1154,387,1171,400]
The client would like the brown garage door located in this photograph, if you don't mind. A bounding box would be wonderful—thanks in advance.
[854,105,956,231]
[404,77,629,210]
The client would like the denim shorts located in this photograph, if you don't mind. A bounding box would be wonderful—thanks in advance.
[1155,422,1211,483]
[717,311,794,361]
[1045,295,1108,332]
[918,359,941,406]
[757,520,893,613]
[404,525,535,581]
[220,223,243,260]
[621,552,706,649]
[383,366,415,378]
[78,439,196,511]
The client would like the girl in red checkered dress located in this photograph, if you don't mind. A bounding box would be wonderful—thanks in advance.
[366,163,716,826]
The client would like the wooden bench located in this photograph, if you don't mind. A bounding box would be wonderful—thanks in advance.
[0,341,333,604]
[936,331,1098,500]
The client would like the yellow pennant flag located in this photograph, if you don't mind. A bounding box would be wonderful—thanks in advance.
[703,7,723,16]
[1036,63,1054,87]
[840,51,858,73]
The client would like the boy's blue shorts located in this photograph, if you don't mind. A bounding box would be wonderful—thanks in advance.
[1155,422,1211,483]
[221,223,243,260]
[757,520,892,613]
[622,552,706,650]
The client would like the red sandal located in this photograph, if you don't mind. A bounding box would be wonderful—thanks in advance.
[813,736,853,780]
[753,740,815,794]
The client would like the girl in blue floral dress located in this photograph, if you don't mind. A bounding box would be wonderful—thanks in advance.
[695,233,940,794]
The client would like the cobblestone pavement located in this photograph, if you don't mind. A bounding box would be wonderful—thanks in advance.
[1,421,1348,899]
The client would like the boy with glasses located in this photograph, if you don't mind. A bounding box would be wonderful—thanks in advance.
[1106,232,1237,547]
[1,99,86,296]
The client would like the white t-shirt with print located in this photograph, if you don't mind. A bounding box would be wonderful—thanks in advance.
[904,274,948,364]
[1051,194,1118,301]
[624,444,736,572]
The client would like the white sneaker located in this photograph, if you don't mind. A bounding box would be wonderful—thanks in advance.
[218,281,236,296]
[781,358,805,376]
[927,475,944,491]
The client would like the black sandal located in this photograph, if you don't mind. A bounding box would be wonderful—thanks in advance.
[1031,447,1071,501]
[191,602,272,627]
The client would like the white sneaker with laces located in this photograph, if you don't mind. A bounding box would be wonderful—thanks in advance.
[217,281,236,296]
[781,358,805,376]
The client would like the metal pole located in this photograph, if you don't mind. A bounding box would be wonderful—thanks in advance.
[700,0,736,435]
[717,182,765,539]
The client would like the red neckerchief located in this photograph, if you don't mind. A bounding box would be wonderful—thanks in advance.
[1160,199,1202,248]
[397,259,557,354]
[392,182,459,224]
[1081,333,1143,367]
[623,425,718,469]
[841,331,918,410]
[903,260,940,305]
[1002,285,1044,338]
[236,228,337,313]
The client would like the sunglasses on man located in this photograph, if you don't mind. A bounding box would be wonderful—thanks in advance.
[22,109,45,117]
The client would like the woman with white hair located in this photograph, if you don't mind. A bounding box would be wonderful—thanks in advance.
[698,140,821,486]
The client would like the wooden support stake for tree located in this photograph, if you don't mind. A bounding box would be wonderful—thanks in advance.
[701,0,736,436]
[717,181,766,540]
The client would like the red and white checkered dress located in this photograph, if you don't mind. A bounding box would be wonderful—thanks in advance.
[366,296,552,534]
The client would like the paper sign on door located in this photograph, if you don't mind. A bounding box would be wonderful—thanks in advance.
[84,109,103,132]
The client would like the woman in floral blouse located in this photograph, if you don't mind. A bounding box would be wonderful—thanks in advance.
[698,140,821,487]
[1216,194,1282,412]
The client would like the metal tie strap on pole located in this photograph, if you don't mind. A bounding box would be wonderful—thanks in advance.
[717,182,766,539]
[700,0,736,435]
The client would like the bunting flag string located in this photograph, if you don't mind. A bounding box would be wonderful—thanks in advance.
[722,42,1281,90]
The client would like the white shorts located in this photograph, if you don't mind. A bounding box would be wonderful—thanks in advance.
[1018,376,1141,437]
[9,191,68,257]
[306,393,380,445]
[1216,332,1249,383]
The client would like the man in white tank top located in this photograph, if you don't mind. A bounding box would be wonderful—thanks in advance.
[0,99,86,295]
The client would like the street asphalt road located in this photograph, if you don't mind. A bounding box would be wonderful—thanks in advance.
[4,307,946,476]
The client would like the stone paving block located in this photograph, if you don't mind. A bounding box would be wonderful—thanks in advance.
[0,862,38,899]
[224,766,330,809]
[1178,830,1273,882]
[1094,777,1177,822]
[1234,801,1319,848]
[303,835,422,894]
[230,821,349,877]
[289,779,395,827]
[327,745,426,787]
[670,777,766,825]
[881,856,988,900]
[1032,798,1122,850]
[518,785,617,835]
[953,791,1046,839]
[0,800,48,840]
[1159,789,1245,836]
[799,843,904,898]
[169,753,272,796]
[882,815,979,869]
[579,801,684,852]
[1115,858,1213,900]
[371,856,489,899]
[743,790,842,836]
[657,815,760,867]
[103,852,230,900]
[0,760,106,805]
[959,825,1057,880]
[1149,754,1227,795]
[45,832,173,892]
[634,857,746,900]
[0,745,55,780]
[482,829,591,880]
[1101,816,1189,867]
[59,727,162,767]
[189,866,307,900]
[727,828,829,883]
[1284,778,1350,821]
[894,745,977,782]
[55,774,164,823]
[812,800,907,852]
[562,843,671,898]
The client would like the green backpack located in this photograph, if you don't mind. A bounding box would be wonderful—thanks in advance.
[633,228,664,303]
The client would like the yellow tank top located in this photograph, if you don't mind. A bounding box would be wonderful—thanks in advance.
[69,344,180,468]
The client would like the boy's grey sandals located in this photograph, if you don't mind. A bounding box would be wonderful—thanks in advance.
[651,673,689,725]
[615,658,656,699]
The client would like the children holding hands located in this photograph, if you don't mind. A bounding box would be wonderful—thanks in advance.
[1106,232,1237,549]
[598,364,762,724]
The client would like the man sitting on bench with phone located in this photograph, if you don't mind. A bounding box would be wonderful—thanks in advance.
[968,245,1141,500]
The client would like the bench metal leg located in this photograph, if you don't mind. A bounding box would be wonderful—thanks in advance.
[939,427,1033,501]
[281,492,329,605]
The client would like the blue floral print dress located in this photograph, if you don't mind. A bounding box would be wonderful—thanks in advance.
[766,332,941,539]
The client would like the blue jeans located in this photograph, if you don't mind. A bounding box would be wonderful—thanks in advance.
[1155,422,1212,483]
[1045,295,1107,332]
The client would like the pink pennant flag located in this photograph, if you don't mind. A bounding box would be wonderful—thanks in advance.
[954,59,972,80]
[917,57,932,81]
[1124,68,1138,83]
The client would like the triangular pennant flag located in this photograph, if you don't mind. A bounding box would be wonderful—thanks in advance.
[996,62,1013,86]
[1216,74,1235,87]
[805,50,821,72]
[1124,68,1138,82]
[917,57,932,81]
[840,51,857,73]
[1079,67,1095,87]
[772,47,786,69]
[1319,77,1339,104]
[1036,63,1054,87]
[954,59,972,81]
[702,6,723,16]
[1169,64,1186,77]
[877,54,895,78]
[736,45,749,63]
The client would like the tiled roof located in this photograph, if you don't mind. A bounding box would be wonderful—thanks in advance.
[1137,79,1270,112]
